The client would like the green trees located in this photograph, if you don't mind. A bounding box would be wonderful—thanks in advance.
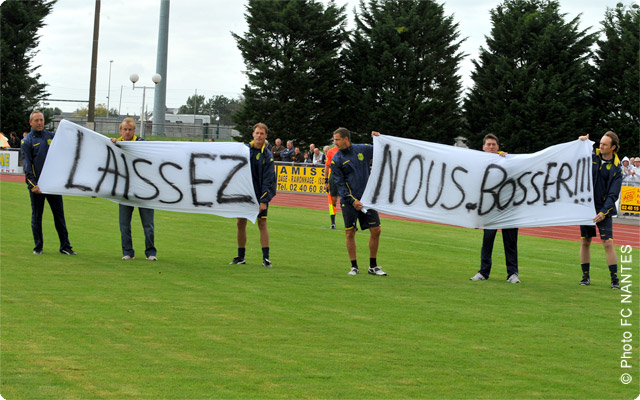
[233,0,347,145]
[178,94,243,126]
[0,0,56,133]
[464,0,596,152]
[590,3,639,156]
[342,0,464,143]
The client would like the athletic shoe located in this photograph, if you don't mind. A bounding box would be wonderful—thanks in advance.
[229,257,246,265]
[348,267,359,275]
[263,258,272,268]
[122,255,135,260]
[33,250,42,255]
[60,248,77,255]
[330,224,336,230]
[470,273,487,281]
[506,274,521,284]
[579,274,590,286]
[146,255,158,261]
[368,266,387,276]
[611,276,620,289]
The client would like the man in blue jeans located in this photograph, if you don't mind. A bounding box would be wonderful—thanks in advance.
[110,117,157,261]
[470,134,520,283]
[21,110,77,256]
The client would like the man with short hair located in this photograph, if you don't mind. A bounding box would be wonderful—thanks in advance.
[281,140,294,162]
[578,131,623,289]
[470,134,520,283]
[21,110,76,255]
[230,122,277,268]
[331,127,386,276]
[110,117,158,261]
[270,138,284,161]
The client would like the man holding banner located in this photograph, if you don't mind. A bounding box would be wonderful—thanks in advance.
[229,122,277,268]
[110,118,157,261]
[331,128,387,276]
[578,132,622,289]
[22,111,76,256]
[470,134,520,284]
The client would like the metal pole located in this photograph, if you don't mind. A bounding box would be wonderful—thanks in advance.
[141,87,146,138]
[152,0,170,136]
[106,60,113,116]
[87,0,101,129]
[118,85,123,116]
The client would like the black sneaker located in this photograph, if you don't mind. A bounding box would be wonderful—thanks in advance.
[60,248,77,255]
[611,276,620,289]
[229,257,246,265]
[579,274,590,286]
[262,258,272,268]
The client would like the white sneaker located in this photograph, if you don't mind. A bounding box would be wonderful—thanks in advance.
[146,255,158,261]
[368,266,387,276]
[122,255,135,260]
[470,273,487,281]
[507,274,521,284]
[348,267,359,275]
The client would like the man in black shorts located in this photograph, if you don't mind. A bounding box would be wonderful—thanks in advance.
[578,132,623,289]
[229,122,276,268]
[330,128,386,276]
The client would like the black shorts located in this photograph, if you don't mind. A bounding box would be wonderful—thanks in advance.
[341,202,380,230]
[258,203,269,219]
[580,217,613,240]
[328,175,338,197]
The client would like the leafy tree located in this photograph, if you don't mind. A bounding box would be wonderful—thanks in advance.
[342,0,465,144]
[464,0,596,152]
[590,3,639,155]
[233,0,348,146]
[206,95,244,126]
[41,106,62,123]
[0,0,56,133]
[73,104,112,118]
[178,94,207,115]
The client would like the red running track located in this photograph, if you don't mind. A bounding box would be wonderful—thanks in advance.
[4,173,638,248]
[270,192,640,248]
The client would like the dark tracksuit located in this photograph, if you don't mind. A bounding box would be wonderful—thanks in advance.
[248,142,276,208]
[591,149,622,218]
[330,143,374,206]
[21,129,72,252]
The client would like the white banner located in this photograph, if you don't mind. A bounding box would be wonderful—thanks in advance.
[361,135,596,229]
[39,120,260,221]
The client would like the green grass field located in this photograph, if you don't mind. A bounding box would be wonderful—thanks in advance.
[1,180,638,399]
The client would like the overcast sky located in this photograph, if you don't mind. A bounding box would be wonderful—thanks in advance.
[32,0,623,115]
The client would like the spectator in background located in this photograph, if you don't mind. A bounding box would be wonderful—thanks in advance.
[9,132,21,148]
[281,140,294,162]
[21,110,76,255]
[303,151,313,163]
[271,138,284,161]
[621,157,632,182]
[110,117,158,261]
[312,147,325,165]
[291,147,305,163]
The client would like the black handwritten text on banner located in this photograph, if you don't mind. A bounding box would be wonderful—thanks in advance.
[38,120,260,221]
[360,135,596,229]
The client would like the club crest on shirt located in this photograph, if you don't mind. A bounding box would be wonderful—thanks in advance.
[357,153,364,161]
[256,153,261,160]
[47,139,52,145]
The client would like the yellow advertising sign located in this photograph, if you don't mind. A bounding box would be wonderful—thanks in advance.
[275,164,326,194]
[620,186,640,213]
